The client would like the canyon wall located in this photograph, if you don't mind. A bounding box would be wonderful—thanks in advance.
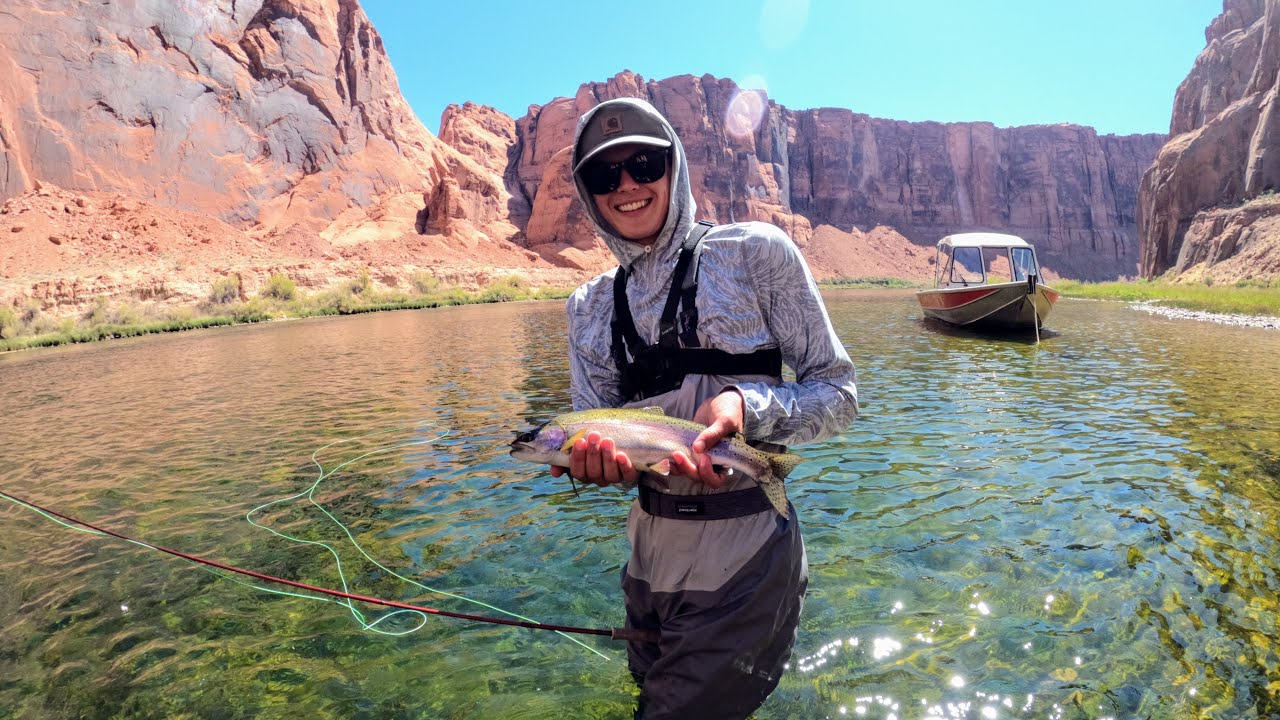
[1139,0,1280,280]
[0,0,552,312]
[508,72,1166,280]
[1,0,1181,319]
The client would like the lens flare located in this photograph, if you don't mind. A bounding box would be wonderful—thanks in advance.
[725,88,768,140]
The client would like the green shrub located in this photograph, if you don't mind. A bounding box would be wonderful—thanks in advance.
[351,268,372,296]
[411,273,440,294]
[209,275,242,304]
[478,276,531,303]
[0,306,17,339]
[19,299,41,325]
[261,273,297,300]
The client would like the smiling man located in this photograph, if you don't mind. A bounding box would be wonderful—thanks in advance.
[552,97,858,719]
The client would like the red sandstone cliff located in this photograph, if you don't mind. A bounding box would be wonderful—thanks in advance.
[1,1,1173,320]
[1139,0,1280,281]
[511,72,1165,281]
[0,0,571,313]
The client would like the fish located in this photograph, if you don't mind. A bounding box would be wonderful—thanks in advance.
[509,406,804,518]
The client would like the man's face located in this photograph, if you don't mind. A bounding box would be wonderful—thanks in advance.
[586,144,671,245]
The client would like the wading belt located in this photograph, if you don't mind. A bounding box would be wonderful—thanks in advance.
[611,221,783,402]
[637,483,773,520]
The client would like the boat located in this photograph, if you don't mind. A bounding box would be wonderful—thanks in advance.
[915,233,1059,332]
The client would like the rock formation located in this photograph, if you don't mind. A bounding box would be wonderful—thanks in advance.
[1,0,1176,322]
[0,0,560,314]
[1139,0,1280,280]
[511,72,1165,280]
[0,0,447,228]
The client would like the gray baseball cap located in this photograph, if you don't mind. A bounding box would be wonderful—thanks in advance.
[573,100,673,173]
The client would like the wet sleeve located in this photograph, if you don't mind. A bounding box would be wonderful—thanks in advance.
[733,225,858,445]
[566,286,625,412]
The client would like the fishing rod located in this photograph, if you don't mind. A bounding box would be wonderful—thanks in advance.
[0,488,657,643]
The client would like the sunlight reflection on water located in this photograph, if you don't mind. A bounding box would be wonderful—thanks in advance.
[0,294,1278,718]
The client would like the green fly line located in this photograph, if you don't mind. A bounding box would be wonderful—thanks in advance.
[242,423,610,659]
[2,423,612,661]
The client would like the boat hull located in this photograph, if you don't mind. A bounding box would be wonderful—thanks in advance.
[916,281,1059,330]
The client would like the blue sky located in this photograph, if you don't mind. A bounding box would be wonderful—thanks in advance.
[361,0,1222,138]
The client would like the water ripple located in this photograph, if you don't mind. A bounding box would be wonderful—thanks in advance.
[1,294,1278,718]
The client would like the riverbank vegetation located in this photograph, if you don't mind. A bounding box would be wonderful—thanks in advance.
[8,273,1279,354]
[1056,278,1280,317]
[0,272,572,353]
[820,277,923,289]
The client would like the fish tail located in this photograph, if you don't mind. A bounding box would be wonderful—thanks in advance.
[760,478,790,519]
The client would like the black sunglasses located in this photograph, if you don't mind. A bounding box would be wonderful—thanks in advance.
[580,148,670,195]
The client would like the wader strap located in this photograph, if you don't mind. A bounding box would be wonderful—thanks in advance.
[611,221,781,402]
[637,483,773,520]
[657,220,715,348]
[659,347,782,378]
[611,265,644,361]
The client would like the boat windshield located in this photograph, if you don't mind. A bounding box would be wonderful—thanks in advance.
[1010,247,1038,281]
[948,247,984,285]
[983,247,1013,282]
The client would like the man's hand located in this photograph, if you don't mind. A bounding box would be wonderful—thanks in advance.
[671,389,746,488]
[549,431,638,486]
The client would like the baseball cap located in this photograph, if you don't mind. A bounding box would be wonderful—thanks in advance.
[573,100,673,173]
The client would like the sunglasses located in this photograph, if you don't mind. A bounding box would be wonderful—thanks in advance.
[580,148,670,195]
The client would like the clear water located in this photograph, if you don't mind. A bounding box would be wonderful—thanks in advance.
[0,292,1277,719]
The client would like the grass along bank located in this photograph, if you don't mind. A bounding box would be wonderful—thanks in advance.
[819,277,925,289]
[1055,278,1280,318]
[0,272,572,353]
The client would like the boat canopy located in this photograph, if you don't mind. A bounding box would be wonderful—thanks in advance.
[937,233,1030,249]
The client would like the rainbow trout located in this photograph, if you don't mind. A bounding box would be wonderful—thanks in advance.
[509,407,803,518]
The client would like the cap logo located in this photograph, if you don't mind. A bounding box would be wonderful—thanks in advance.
[600,114,623,136]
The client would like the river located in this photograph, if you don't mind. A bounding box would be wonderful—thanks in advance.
[1,290,1277,719]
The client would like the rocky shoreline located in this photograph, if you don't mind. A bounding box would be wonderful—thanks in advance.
[1132,300,1280,329]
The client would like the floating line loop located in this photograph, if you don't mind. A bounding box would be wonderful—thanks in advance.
[0,487,653,644]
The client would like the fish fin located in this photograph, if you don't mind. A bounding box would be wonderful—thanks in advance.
[766,452,806,480]
[559,429,589,454]
[760,478,790,519]
[648,459,672,476]
[637,406,667,416]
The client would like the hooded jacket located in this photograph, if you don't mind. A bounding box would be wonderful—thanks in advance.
[566,98,858,594]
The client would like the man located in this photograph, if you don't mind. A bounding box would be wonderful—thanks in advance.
[551,97,858,719]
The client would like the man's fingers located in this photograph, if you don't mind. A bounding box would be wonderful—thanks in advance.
[570,435,589,479]
[697,454,725,488]
[692,420,730,455]
[616,451,637,483]
[671,451,699,477]
[600,437,621,484]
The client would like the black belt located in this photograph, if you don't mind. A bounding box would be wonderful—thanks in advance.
[637,483,774,520]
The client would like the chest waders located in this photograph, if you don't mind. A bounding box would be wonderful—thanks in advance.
[610,221,786,521]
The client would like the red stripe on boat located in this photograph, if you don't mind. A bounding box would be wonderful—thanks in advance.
[916,287,1000,310]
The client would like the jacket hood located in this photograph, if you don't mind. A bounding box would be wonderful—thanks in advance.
[571,98,697,269]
